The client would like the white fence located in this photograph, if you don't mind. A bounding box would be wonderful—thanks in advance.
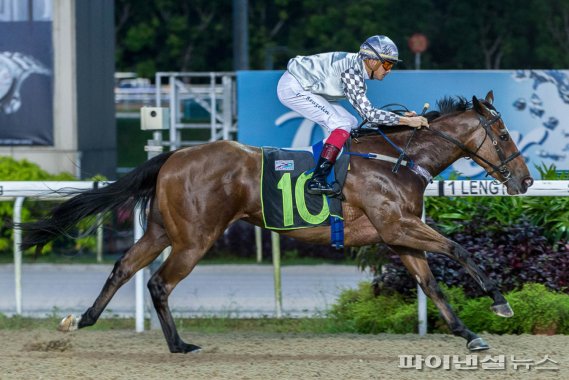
[3,180,569,333]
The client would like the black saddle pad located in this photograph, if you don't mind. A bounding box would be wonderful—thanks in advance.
[260,146,349,230]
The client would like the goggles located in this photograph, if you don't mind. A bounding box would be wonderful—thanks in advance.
[368,58,395,72]
[379,59,394,71]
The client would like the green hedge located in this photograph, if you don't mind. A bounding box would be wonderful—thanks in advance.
[329,282,569,335]
[0,157,75,253]
[0,157,106,255]
[425,164,569,242]
[426,195,569,242]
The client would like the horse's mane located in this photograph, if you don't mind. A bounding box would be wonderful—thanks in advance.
[425,96,471,122]
[354,95,495,136]
[426,95,498,123]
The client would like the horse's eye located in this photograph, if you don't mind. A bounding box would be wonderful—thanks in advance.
[499,134,509,141]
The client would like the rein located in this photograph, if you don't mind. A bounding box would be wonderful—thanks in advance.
[349,107,520,185]
[352,104,419,174]
[424,112,520,184]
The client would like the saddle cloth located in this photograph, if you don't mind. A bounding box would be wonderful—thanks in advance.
[260,142,349,230]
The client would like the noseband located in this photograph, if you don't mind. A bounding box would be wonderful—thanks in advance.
[425,112,521,184]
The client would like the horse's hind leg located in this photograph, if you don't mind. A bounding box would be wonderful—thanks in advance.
[147,246,209,353]
[395,246,490,352]
[58,221,169,331]
[147,225,228,353]
[149,146,250,353]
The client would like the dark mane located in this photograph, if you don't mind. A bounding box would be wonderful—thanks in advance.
[437,96,471,115]
[425,96,472,122]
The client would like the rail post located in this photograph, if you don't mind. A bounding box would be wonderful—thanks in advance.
[134,205,145,332]
[271,231,283,317]
[418,203,428,336]
[13,196,25,315]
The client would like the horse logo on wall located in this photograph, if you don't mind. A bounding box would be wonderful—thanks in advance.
[0,51,51,114]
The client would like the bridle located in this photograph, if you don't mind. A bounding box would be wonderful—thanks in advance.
[425,111,521,184]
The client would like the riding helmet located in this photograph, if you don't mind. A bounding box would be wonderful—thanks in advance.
[359,35,402,62]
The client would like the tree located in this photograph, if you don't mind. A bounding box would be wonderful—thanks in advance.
[115,0,232,77]
[537,0,569,68]
[114,0,569,74]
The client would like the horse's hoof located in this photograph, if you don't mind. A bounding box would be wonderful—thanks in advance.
[185,344,202,354]
[58,314,80,332]
[467,337,490,352]
[491,302,514,318]
[171,343,202,354]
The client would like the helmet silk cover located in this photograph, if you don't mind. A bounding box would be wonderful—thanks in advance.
[359,35,401,62]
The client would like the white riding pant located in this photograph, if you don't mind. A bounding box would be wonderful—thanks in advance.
[277,71,358,133]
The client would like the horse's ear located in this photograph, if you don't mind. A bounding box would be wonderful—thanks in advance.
[485,90,494,104]
[472,95,485,115]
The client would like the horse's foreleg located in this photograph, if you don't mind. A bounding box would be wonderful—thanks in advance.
[58,222,169,332]
[395,247,490,351]
[376,213,511,317]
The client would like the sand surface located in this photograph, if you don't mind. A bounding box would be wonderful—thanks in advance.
[0,329,567,379]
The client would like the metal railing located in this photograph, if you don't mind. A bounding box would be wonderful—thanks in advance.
[115,72,237,149]
[4,181,100,315]
[154,72,237,149]
[6,180,569,335]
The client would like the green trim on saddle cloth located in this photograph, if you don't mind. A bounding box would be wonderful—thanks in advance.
[260,147,349,230]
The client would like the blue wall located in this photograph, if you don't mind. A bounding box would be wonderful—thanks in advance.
[237,70,569,179]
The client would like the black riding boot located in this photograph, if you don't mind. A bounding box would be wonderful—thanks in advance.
[307,144,340,196]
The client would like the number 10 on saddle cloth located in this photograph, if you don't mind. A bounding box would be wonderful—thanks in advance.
[260,143,349,230]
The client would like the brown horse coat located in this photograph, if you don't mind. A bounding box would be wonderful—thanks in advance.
[19,92,533,353]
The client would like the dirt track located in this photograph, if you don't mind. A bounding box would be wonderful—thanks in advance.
[0,329,567,379]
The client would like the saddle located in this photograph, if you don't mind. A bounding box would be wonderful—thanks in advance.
[260,141,349,246]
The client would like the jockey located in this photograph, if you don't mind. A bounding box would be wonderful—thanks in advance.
[277,35,428,196]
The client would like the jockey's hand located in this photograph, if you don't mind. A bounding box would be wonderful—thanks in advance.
[400,115,429,129]
[404,111,417,117]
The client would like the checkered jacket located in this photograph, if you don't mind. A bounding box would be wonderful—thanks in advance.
[287,52,400,126]
[340,67,399,126]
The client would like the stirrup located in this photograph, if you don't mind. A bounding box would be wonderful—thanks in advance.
[307,179,341,196]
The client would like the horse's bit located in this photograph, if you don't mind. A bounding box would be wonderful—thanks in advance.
[425,112,521,185]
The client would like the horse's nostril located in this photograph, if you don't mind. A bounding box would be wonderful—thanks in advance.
[523,177,534,188]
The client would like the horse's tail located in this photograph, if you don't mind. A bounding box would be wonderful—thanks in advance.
[17,150,176,252]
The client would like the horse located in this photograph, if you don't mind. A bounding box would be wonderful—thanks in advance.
[17,91,533,353]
